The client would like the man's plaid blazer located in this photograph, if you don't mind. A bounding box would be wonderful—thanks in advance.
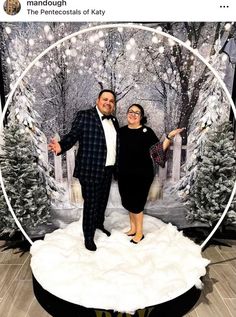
[59,107,119,183]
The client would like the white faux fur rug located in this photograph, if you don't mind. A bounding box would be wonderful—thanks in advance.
[30,210,209,313]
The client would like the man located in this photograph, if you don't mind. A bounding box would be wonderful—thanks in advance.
[48,90,119,251]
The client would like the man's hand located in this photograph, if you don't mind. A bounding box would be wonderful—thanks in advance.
[48,138,62,155]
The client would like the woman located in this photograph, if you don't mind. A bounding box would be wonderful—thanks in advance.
[118,104,183,243]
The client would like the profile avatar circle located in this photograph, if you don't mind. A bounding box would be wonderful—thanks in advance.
[3,0,21,15]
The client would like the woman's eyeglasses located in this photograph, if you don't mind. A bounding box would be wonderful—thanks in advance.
[127,110,141,116]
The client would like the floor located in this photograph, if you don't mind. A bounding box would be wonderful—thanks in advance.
[0,240,235,317]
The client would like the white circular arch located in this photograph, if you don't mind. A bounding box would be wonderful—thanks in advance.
[0,23,235,248]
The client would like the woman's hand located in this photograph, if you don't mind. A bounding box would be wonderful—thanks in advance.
[167,128,185,140]
[48,138,62,155]
[163,128,185,151]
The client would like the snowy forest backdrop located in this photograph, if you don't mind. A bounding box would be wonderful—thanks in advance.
[0,22,236,237]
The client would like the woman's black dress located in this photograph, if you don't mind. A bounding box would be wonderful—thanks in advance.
[118,125,159,213]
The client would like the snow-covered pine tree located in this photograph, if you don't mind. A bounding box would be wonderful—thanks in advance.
[177,50,231,202]
[186,121,236,226]
[0,80,63,236]
[0,122,51,235]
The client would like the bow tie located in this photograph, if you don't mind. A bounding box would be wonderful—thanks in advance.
[102,115,113,120]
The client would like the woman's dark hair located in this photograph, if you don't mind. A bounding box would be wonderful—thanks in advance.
[128,104,147,125]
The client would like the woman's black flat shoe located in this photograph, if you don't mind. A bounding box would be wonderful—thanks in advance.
[130,235,144,244]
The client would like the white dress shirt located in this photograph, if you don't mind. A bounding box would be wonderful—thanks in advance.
[96,107,117,166]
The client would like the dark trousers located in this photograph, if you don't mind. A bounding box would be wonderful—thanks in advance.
[80,166,113,241]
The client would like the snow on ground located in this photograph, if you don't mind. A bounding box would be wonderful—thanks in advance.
[30,210,209,314]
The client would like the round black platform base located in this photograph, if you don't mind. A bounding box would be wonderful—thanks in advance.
[32,274,201,317]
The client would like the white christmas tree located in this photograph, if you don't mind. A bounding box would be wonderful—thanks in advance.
[177,50,231,204]
[186,121,236,226]
[0,121,51,235]
[0,78,65,235]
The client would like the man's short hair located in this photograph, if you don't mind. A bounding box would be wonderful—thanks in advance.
[98,89,116,102]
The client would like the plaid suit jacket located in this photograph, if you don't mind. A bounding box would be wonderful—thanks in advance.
[59,107,119,183]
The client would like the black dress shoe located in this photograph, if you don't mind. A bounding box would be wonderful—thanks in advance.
[130,235,144,244]
[98,226,111,237]
[85,239,97,251]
